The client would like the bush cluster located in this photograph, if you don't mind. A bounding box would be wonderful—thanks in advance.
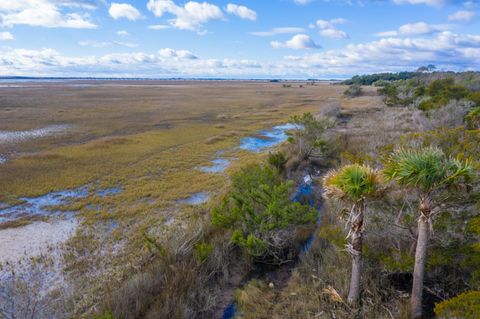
[343,72,417,85]
[435,291,480,319]
[343,84,363,98]
[211,164,317,263]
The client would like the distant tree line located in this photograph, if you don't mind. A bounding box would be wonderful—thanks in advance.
[343,72,417,85]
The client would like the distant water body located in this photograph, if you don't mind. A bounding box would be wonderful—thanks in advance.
[0,79,69,83]
[0,78,341,83]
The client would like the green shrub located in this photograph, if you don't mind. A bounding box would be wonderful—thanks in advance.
[267,151,287,174]
[417,78,471,111]
[94,312,115,319]
[318,224,347,248]
[419,99,437,111]
[465,107,480,129]
[211,164,317,263]
[378,77,473,110]
[435,291,480,319]
[378,83,400,106]
[377,250,414,272]
[468,92,480,106]
[288,112,333,161]
[194,242,214,263]
[343,72,416,85]
[464,217,480,288]
[344,84,363,98]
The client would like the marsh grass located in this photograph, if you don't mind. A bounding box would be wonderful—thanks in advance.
[0,82,349,317]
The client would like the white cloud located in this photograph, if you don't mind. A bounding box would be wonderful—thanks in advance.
[375,30,399,37]
[109,3,142,21]
[250,27,305,36]
[79,40,110,48]
[79,40,139,48]
[393,0,446,7]
[0,31,14,41]
[315,18,349,39]
[148,24,171,30]
[158,48,198,59]
[375,22,450,37]
[54,0,102,10]
[226,3,256,20]
[2,31,480,78]
[271,34,321,50]
[399,22,444,34]
[330,18,348,24]
[448,10,475,22]
[147,0,224,32]
[282,31,480,75]
[320,28,348,39]
[110,41,139,48]
[294,0,312,4]
[0,0,97,29]
[0,47,267,78]
[117,30,129,36]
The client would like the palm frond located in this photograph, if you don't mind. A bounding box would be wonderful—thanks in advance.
[322,164,383,202]
[383,147,473,192]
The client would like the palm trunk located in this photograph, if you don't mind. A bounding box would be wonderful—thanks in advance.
[347,201,364,304]
[411,197,431,319]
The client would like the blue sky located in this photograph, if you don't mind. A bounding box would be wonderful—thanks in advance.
[0,0,479,78]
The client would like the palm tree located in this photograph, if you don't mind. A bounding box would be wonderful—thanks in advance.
[323,164,383,304]
[383,147,472,319]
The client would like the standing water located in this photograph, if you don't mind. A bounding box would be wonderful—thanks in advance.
[0,124,72,145]
[178,192,210,205]
[239,124,297,153]
[199,158,231,173]
[0,187,89,223]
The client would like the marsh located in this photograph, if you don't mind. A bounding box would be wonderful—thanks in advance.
[0,80,344,317]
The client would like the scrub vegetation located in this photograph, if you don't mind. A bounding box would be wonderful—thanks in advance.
[211,164,317,264]
[234,72,479,319]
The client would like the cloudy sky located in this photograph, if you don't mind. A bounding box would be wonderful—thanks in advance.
[0,0,479,78]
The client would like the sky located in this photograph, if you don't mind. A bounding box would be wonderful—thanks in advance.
[0,0,479,79]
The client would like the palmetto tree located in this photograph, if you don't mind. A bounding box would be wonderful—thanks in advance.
[323,164,383,304]
[383,147,472,319]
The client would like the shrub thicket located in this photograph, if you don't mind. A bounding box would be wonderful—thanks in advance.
[287,112,334,162]
[418,78,470,111]
[343,72,416,85]
[435,291,480,319]
[343,84,363,98]
[211,164,317,263]
[465,107,480,129]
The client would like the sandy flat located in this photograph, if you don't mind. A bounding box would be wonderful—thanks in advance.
[0,219,77,262]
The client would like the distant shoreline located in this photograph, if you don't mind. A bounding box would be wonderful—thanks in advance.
[0,76,343,83]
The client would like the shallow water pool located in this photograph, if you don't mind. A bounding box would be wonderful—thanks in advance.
[199,158,231,173]
[0,187,89,223]
[0,124,72,145]
[239,123,297,152]
[178,192,210,205]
